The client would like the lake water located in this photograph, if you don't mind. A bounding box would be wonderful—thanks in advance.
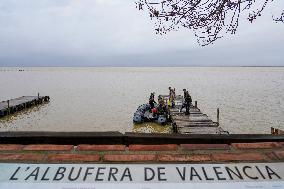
[0,67,283,134]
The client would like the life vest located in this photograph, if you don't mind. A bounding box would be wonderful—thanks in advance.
[152,108,157,114]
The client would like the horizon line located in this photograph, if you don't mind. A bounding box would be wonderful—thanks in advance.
[0,65,284,68]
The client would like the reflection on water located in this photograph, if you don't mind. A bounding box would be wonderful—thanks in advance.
[0,67,284,134]
[132,123,172,133]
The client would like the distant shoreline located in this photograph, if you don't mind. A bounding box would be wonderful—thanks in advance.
[0,66,284,68]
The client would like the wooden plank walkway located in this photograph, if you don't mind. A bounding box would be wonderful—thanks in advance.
[0,95,50,117]
[162,95,228,134]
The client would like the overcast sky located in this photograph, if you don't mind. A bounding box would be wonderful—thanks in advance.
[0,0,283,66]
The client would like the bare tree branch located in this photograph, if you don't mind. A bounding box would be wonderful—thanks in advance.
[136,0,281,46]
[273,10,284,23]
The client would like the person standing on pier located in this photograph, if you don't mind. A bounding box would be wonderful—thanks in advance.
[168,87,175,108]
[157,95,169,119]
[181,89,192,115]
[183,89,187,98]
[185,91,192,115]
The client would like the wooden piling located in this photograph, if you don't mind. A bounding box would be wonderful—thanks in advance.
[217,108,220,125]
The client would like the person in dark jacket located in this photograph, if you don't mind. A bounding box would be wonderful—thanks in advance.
[183,89,187,98]
[149,92,156,109]
[184,91,192,115]
[180,89,192,115]
[157,95,169,119]
[168,87,176,108]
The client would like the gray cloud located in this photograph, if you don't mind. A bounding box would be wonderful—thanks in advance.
[0,0,283,66]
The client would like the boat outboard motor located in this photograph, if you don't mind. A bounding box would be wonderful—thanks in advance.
[133,112,143,123]
[157,115,167,125]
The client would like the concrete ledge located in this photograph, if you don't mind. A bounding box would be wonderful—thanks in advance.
[125,133,284,144]
[0,132,124,145]
[0,132,284,145]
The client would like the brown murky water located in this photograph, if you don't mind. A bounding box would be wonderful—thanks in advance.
[0,67,283,134]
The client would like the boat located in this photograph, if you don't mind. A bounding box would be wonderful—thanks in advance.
[133,103,168,125]
[133,88,229,135]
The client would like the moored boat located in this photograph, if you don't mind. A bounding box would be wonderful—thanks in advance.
[133,103,168,125]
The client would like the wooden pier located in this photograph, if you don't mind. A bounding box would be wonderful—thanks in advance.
[271,127,284,135]
[0,95,50,117]
[163,95,228,134]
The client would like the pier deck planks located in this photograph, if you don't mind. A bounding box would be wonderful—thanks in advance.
[0,96,50,117]
[164,95,228,134]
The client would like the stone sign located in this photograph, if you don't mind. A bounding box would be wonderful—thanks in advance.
[0,163,283,188]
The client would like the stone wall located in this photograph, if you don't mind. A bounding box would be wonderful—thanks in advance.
[0,142,283,163]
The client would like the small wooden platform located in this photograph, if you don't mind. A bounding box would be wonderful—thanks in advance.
[0,96,50,117]
[162,95,228,134]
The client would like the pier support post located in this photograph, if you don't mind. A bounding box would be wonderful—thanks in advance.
[195,101,197,108]
[7,100,10,115]
[217,108,220,125]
